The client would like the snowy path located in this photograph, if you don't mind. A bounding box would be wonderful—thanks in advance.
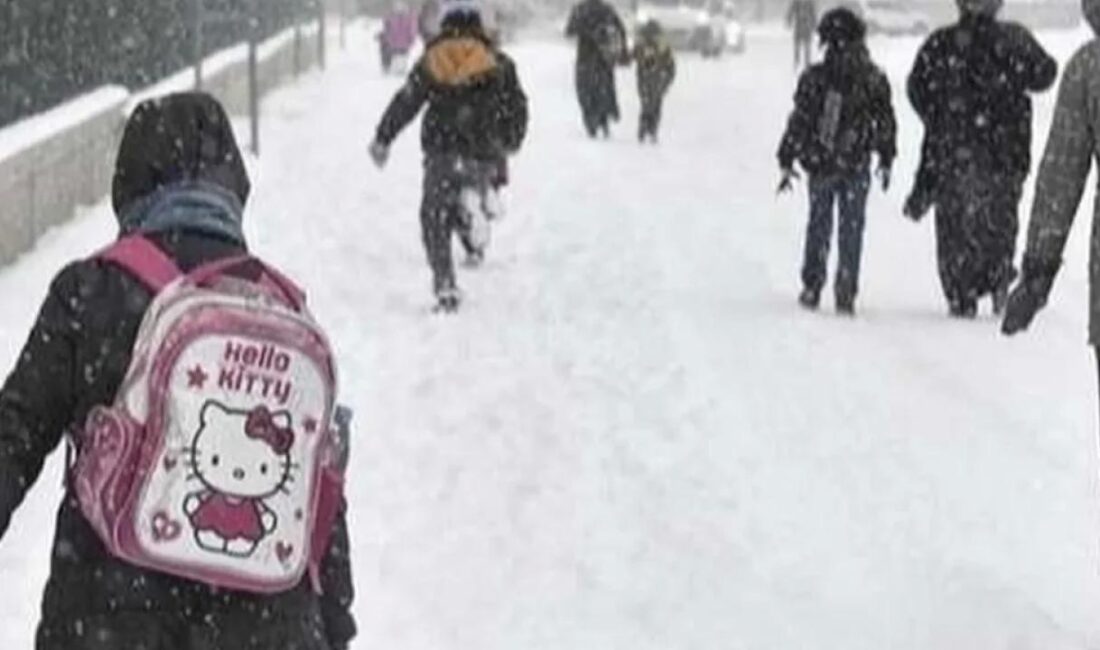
[1,22,1100,650]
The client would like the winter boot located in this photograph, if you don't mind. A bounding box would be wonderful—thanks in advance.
[433,287,463,314]
[836,296,856,317]
[948,299,978,320]
[798,287,821,311]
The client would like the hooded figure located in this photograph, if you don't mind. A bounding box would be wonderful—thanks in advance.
[0,92,357,650]
[632,20,677,143]
[370,2,529,312]
[1004,1,1100,349]
[778,7,896,316]
[906,0,1057,318]
[566,0,628,138]
[787,0,818,70]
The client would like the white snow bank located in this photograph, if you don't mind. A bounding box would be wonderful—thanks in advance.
[0,86,128,164]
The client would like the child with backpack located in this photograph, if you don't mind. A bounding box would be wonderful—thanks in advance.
[632,20,677,144]
[0,92,356,650]
[370,0,529,313]
[777,7,897,316]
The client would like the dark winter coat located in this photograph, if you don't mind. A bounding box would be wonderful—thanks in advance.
[566,0,627,128]
[907,13,1057,186]
[375,26,529,162]
[0,94,356,650]
[778,44,897,177]
[787,0,818,39]
[633,35,676,105]
[566,0,626,65]
[1015,1,1100,342]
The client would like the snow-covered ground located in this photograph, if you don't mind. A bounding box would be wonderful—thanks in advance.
[1,21,1100,650]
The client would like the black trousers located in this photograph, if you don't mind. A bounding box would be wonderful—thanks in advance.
[639,88,667,139]
[934,170,1023,311]
[420,156,495,294]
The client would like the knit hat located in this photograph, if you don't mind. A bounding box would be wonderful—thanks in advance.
[439,0,481,19]
[817,7,867,45]
[957,0,1004,17]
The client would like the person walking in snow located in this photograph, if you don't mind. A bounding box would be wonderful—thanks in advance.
[0,92,357,649]
[1002,0,1100,385]
[566,0,628,138]
[419,0,441,42]
[778,7,896,316]
[380,2,420,74]
[369,0,529,313]
[905,0,1057,319]
[632,20,677,144]
[787,0,817,71]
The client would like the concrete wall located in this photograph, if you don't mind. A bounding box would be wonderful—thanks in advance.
[0,24,325,266]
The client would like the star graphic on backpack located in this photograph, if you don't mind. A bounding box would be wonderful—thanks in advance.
[187,365,209,390]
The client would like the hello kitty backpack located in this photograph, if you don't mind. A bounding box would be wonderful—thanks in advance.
[72,235,347,595]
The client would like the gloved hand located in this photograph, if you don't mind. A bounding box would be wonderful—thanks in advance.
[903,189,932,223]
[369,140,390,168]
[876,164,892,192]
[777,167,801,194]
[1002,258,1061,336]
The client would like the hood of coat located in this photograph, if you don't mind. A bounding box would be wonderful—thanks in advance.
[957,0,1004,18]
[424,34,499,85]
[112,92,250,228]
[1086,0,1100,35]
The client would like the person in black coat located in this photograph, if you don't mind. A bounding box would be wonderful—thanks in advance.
[0,92,357,650]
[370,4,529,312]
[778,7,897,316]
[566,0,628,138]
[905,0,1057,318]
[787,0,818,70]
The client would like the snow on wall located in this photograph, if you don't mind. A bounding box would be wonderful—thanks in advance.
[0,23,326,267]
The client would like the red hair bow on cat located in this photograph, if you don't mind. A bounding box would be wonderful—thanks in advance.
[245,406,295,455]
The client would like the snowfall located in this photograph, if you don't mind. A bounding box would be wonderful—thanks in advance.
[0,19,1099,650]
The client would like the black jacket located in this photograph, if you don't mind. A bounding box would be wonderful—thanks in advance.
[633,36,676,102]
[0,94,356,650]
[566,0,627,65]
[908,14,1057,179]
[375,27,529,161]
[778,45,897,176]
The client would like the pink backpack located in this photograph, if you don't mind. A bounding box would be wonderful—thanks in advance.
[72,236,346,595]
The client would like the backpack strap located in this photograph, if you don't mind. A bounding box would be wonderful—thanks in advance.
[97,235,182,293]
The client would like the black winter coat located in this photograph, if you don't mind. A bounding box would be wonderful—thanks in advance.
[778,45,897,176]
[375,27,529,161]
[634,37,676,104]
[908,14,1057,181]
[1,231,357,650]
[566,0,627,65]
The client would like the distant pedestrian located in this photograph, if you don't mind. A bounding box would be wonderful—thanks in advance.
[787,0,817,70]
[370,0,529,313]
[632,20,677,144]
[778,7,896,316]
[906,0,1056,318]
[566,0,628,138]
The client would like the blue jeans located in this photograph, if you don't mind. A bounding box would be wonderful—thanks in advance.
[802,169,871,303]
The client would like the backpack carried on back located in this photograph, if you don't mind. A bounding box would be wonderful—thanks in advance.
[72,236,348,595]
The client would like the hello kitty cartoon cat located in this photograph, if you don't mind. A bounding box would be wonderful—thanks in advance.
[184,401,298,558]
